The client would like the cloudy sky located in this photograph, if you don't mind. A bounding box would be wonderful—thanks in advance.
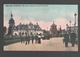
[4,4,78,30]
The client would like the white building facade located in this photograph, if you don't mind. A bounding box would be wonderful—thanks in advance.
[8,13,43,37]
[12,22,43,36]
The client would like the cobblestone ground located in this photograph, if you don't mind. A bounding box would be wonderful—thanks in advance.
[4,37,78,51]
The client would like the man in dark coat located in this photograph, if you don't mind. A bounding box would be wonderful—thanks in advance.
[21,36,22,43]
[38,34,41,44]
[48,34,50,40]
[22,36,25,43]
[70,32,76,47]
[21,36,25,43]
[27,34,30,44]
[35,33,38,44]
[63,31,69,47]
[31,34,34,44]
[25,34,28,45]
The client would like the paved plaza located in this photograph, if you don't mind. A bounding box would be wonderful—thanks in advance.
[4,37,78,51]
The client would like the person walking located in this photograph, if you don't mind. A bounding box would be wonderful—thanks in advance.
[63,31,69,47]
[21,36,22,43]
[21,36,25,43]
[23,36,25,43]
[38,34,41,44]
[35,33,38,44]
[70,32,76,47]
[27,34,30,44]
[31,34,34,44]
[25,34,28,45]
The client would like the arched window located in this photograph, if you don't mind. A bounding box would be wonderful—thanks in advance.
[36,33,38,35]
[22,32,24,35]
[15,33,17,36]
[19,32,21,36]
[25,32,27,35]
[30,32,33,35]
[40,33,42,35]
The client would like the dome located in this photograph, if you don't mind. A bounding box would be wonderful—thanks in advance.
[51,22,56,27]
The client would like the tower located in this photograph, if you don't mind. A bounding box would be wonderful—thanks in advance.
[59,25,62,32]
[9,12,15,27]
[8,12,15,35]
[50,21,57,37]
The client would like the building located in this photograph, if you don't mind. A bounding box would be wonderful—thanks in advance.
[7,12,15,36]
[49,22,57,37]
[8,13,43,37]
[57,26,66,37]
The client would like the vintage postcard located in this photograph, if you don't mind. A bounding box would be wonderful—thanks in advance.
[3,4,78,51]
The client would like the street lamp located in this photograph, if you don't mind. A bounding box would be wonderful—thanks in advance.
[35,25,37,35]
[74,13,77,34]
[70,21,71,34]
[66,24,69,34]
[74,13,77,26]
[20,23,22,43]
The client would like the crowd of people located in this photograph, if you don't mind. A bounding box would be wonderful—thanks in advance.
[20,33,44,45]
[20,32,77,47]
[63,31,77,47]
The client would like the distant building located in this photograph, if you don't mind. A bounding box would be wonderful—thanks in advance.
[50,22,57,37]
[8,13,43,37]
[57,26,66,37]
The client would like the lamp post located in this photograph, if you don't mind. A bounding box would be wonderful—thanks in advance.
[74,13,77,34]
[74,13,77,26]
[66,24,69,34]
[20,23,22,43]
[35,25,36,35]
[70,21,71,34]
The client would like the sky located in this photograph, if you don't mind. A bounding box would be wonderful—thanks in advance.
[4,4,78,31]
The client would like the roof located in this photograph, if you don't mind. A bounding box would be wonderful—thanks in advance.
[13,23,42,30]
[51,22,57,27]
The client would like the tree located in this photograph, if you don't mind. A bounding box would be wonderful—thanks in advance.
[3,26,7,35]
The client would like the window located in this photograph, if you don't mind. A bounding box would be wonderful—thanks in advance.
[25,27,27,29]
[25,32,27,35]
[30,32,33,35]
[40,33,42,35]
[15,33,17,36]
[36,33,38,35]
[22,27,24,29]
[19,32,21,35]
[22,32,24,35]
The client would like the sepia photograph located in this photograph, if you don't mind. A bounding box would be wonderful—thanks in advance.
[3,4,78,51]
